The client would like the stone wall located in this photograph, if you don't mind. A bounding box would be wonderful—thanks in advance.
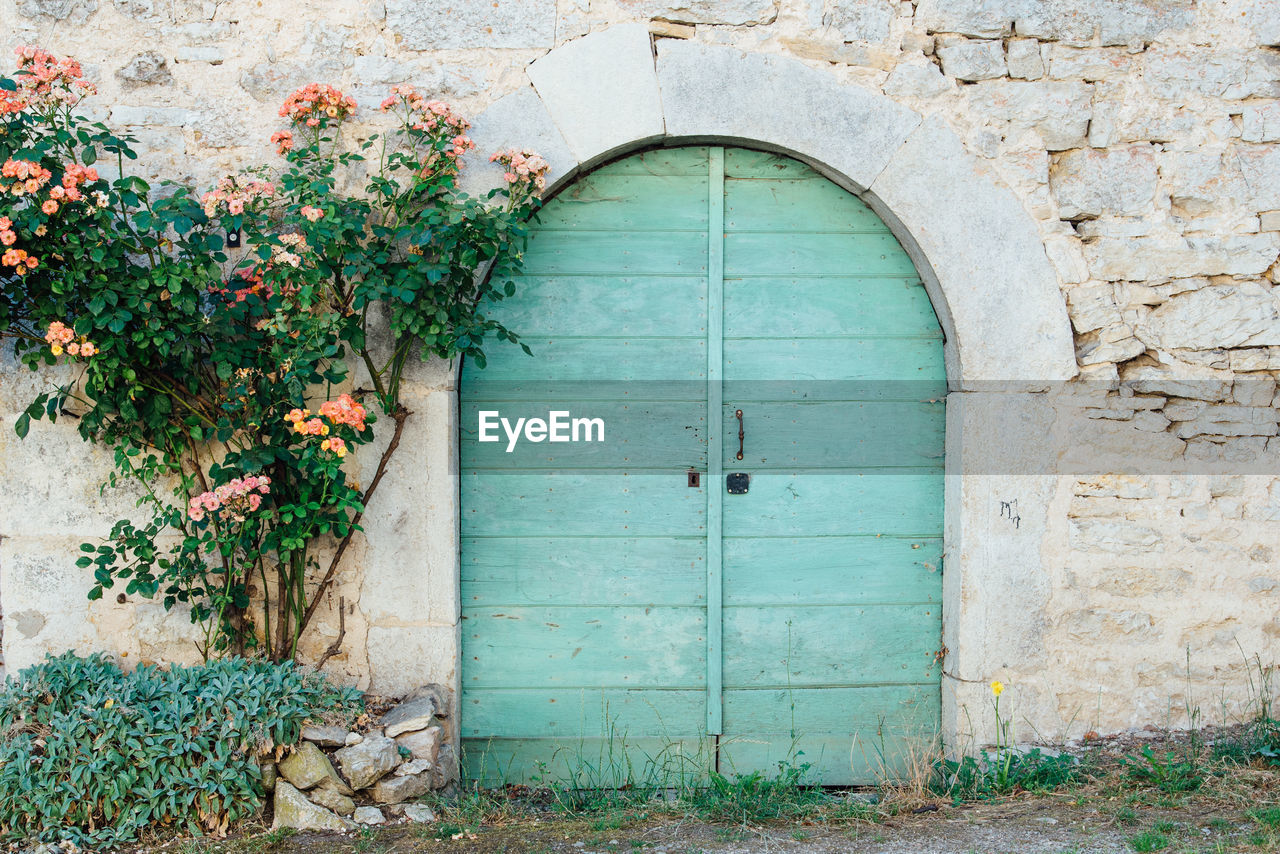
[2,0,1280,745]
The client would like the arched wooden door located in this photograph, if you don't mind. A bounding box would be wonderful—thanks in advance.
[460,146,944,785]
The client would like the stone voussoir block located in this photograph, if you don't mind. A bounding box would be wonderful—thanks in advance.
[656,38,920,192]
[527,24,665,166]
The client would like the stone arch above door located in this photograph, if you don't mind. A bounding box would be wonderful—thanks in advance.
[459,23,1077,388]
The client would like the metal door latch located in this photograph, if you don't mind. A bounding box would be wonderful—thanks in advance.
[726,472,749,494]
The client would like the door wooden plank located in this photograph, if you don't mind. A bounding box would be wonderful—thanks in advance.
[463,536,706,607]
[723,604,941,688]
[724,277,937,337]
[463,473,707,537]
[523,230,708,276]
[471,337,707,383]
[725,179,890,233]
[719,685,941,785]
[720,472,943,537]
[487,276,708,337]
[723,148,819,179]
[463,605,707,688]
[460,400,707,471]
[463,737,716,787]
[463,688,707,738]
[724,337,945,384]
[724,232,918,277]
[534,174,710,231]
[723,537,942,606]
[723,684,940,731]
[718,401,944,469]
[593,146,711,176]
[706,146,726,736]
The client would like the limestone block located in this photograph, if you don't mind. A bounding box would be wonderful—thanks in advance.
[174,46,224,64]
[914,0,1015,37]
[17,0,97,22]
[1046,46,1133,82]
[1121,363,1232,402]
[936,35,1006,81]
[881,56,951,98]
[1174,405,1279,439]
[1087,94,1197,147]
[1068,519,1160,553]
[1262,211,1280,232]
[108,105,195,126]
[384,0,556,49]
[1237,146,1280,213]
[616,0,777,25]
[1231,348,1280,372]
[1059,609,1158,645]
[404,804,437,822]
[367,624,458,699]
[115,52,172,89]
[333,735,399,790]
[302,725,351,747]
[1084,234,1280,281]
[1243,102,1280,143]
[866,115,1077,383]
[1050,145,1156,219]
[307,785,355,816]
[0,341,72,415]
[528,24,664,166]
[965,80,1092,150]
[1248,0,1280,46]
[780,36,897,69]
[396,726,443,763]
[1043,234,1090,284]
[381,693,440,737]
[1235,375,1278,408]
[1029,1,1192,45]
[1163,147,1280,216]
[353,806,386,825]
[273,781,351,831]
[1073,475,1157,499]
[829,0,896,42]
[656,39,920,191]
[371,769,432,803]
[279,742,351,793]
[0,416,146,538]
[1006,38,1043,80]
[1066,284,1121,334]
[1138,283,1280,350]
[458,87,577,198]
[1145,47,1280,100]
[1075,326,1145,366]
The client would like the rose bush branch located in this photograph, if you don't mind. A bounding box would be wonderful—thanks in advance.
[0,49,550,661]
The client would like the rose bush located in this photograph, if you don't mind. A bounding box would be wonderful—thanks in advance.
[0,47,549,661]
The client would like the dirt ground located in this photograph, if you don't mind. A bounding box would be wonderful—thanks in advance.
[133,729,1280,854]
[186,796,1265,854]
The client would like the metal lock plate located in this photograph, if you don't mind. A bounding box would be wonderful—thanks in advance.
[687,470,701,488]
[726,472,749,494]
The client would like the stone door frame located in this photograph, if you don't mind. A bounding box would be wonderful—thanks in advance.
[437,24,1078,752]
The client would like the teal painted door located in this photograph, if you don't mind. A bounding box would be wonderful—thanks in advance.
[461,146,944,786]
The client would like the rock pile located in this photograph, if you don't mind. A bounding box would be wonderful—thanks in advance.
[269,685,452,831]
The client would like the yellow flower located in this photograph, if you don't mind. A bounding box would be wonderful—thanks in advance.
[50,344,62,356]
[103,698,114,709]
[991,680,1004,697]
